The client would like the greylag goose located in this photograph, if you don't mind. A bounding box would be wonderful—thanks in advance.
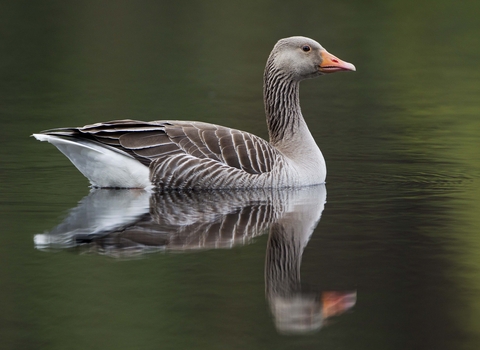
[33,36,355,189]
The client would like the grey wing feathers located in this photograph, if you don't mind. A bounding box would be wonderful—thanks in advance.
[40,119,279,174]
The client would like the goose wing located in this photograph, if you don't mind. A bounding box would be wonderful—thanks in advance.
[42,119,279,175]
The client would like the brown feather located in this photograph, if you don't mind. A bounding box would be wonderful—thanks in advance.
[119,131,171,149]
[134,144,183,158]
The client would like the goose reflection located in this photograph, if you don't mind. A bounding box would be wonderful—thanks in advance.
[34,185,355,333]
[35,189,276,254]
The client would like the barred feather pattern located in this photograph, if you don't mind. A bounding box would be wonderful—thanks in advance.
[263,62,302,145]
[40,119,293,189]
[34,184,325,255]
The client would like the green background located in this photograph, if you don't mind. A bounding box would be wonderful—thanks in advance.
[1,0,479,349]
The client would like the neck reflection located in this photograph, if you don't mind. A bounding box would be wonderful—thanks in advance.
[35,185,355,333]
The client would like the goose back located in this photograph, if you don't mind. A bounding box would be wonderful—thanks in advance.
[37,119,286,189]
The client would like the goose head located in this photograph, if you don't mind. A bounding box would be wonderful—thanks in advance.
[268,36,356,81]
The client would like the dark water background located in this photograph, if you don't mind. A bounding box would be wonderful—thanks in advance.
[1,1,480,349]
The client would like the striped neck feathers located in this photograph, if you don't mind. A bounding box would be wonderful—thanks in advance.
[263,59,304,145]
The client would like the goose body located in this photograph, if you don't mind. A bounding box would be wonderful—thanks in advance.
[33,36,355,189]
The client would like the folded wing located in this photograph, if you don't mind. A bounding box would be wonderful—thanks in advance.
[37,120,281,188]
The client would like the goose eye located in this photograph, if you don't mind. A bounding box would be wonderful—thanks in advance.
[302,45,311,52]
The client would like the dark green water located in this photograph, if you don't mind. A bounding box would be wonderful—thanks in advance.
[1,1,480,349]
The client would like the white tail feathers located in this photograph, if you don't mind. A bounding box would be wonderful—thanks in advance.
[33,134,151,188]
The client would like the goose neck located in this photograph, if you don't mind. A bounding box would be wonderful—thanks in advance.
[263,67,303,145]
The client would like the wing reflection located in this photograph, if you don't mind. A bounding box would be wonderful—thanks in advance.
[35,188,280,255]
[34,185,355,333]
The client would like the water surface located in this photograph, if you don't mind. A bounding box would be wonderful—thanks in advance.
[1,1,480,349]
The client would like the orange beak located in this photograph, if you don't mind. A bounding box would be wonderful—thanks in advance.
[319,50,356,73]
